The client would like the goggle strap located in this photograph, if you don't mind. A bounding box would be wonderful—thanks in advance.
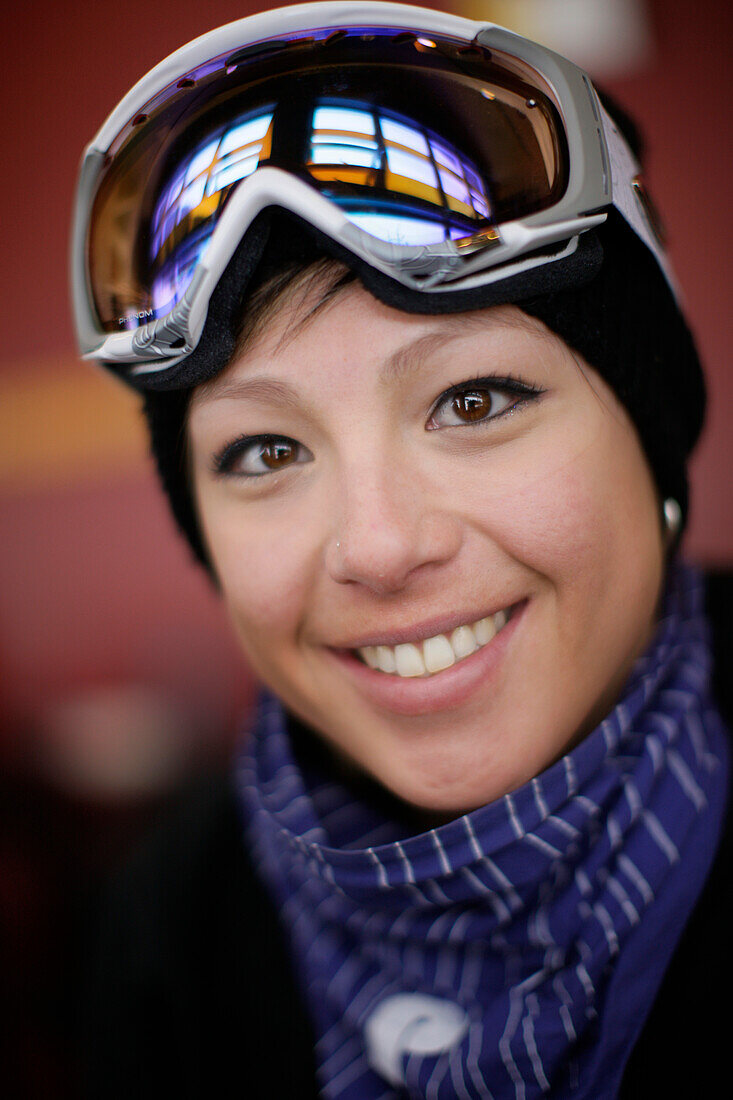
[602,105,680,299]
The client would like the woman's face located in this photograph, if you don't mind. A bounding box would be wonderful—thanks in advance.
[189,280,665,813]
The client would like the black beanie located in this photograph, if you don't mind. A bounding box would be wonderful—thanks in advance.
[522,210,705,522]
[143,110,706,572]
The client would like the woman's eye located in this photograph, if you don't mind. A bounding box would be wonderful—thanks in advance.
[427,377,541,429]
[214,435,311,478]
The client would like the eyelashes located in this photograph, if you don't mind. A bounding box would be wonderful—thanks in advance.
[427,374,544,430]
[213,433,312,478]
[212,373,545,479]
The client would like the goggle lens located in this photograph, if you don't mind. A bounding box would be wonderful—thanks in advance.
[88,28,568,332]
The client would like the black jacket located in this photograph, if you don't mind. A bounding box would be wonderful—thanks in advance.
[79,573,733,1099]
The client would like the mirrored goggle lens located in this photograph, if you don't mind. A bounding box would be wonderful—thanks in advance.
[87,27,568,333]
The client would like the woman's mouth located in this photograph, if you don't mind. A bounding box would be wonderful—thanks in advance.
[327,601,526,716]
[355,608,512,678]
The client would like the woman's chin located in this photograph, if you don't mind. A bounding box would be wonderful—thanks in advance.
[354,736,531,823]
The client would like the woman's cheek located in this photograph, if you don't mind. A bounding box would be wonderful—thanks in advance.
[484,461,615,581]
[208,509,315,637]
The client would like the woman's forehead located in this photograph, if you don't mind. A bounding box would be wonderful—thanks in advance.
[191,292,570,410]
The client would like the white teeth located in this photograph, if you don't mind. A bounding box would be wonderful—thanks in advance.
[450,624,477,659]
[362,646,380,669]
[423,634,456,673]
[376,645,397,673]
[357,605,513,678]
[474,616,496,646]
[394,643,426,677]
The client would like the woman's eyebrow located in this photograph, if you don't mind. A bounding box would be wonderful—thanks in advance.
[381,314,523,384]
[382,329,463,384]
[192,375,302,410]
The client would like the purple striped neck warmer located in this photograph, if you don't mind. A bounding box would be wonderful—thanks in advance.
[238,562,728,1099]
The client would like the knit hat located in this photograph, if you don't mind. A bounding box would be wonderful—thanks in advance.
[143,105,706,572]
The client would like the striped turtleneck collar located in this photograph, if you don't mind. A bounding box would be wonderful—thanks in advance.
[237,562,728,1099]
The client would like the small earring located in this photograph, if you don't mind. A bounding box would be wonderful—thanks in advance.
[335,541,341,549]
[663,497,682,540]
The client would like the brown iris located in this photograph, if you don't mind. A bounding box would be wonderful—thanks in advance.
[453,390,492,422]
[260,440,297,469]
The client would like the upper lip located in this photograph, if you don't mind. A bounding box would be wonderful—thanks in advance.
[329,601,523,651]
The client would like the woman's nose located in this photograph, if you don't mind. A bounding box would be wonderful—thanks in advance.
[324,459,463,594]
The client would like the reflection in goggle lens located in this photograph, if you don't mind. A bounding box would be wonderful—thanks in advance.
[89,28,566,332]
[148,99,493,319]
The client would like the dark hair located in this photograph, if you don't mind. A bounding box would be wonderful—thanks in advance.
[234,256,358,359]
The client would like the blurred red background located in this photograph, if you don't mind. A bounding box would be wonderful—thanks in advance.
[1,1,730,1093]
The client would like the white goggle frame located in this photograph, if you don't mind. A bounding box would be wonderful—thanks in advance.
[70,1,674,378]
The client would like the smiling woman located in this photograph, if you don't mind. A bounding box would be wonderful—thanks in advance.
[75,4,729,1099]
[186,280,664,815]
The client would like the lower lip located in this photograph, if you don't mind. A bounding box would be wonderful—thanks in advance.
[327,601,527,717]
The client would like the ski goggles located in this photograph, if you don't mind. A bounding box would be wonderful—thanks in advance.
[71,1,671,387]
